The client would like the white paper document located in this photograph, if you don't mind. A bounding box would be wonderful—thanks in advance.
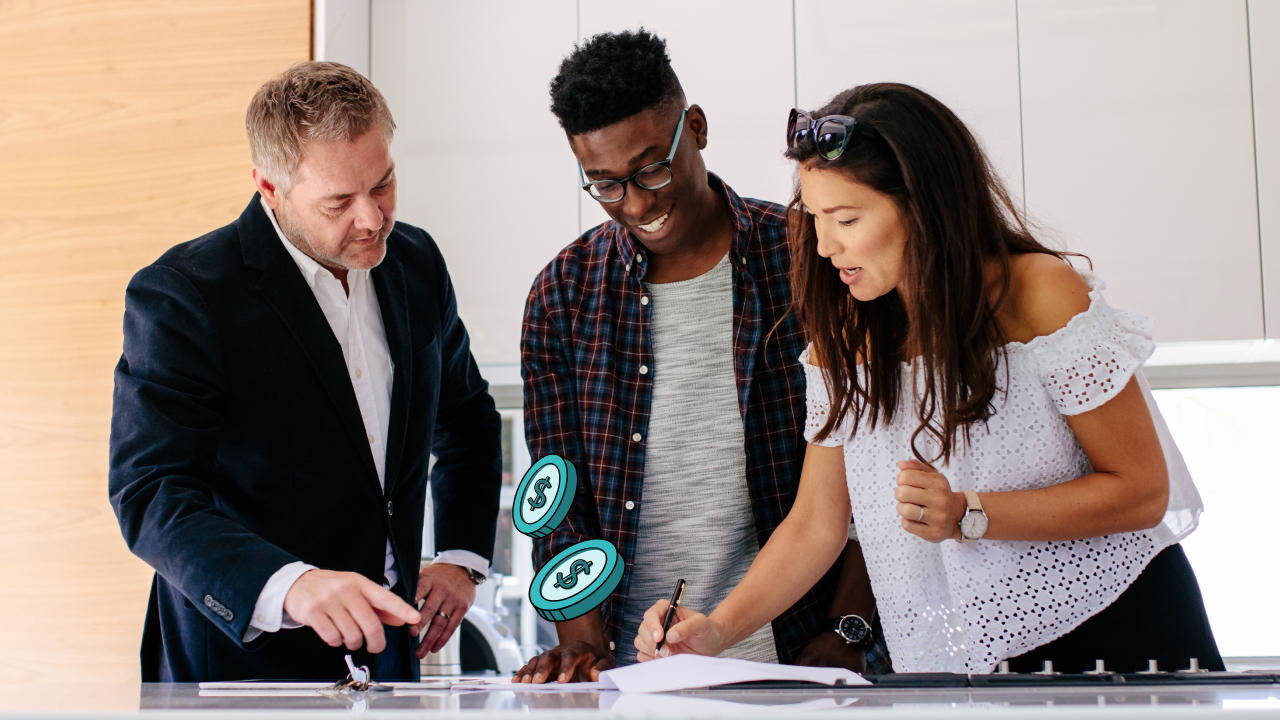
[198,680,458,696]
[597,655,869,694]
[448,681,607,693]
[602,692,859,713]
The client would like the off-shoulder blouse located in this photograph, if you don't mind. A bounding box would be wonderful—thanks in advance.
[802,273,1202,673]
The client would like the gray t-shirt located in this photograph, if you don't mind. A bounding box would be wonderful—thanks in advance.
[616,252,777,665]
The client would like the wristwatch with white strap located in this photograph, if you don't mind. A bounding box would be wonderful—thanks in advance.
[958,490,988,542]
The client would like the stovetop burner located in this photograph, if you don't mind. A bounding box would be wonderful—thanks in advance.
[867,660,1280,689]
[709,661,1280,692]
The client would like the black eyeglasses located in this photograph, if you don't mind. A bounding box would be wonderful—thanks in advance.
[787,108,877,161]
[580,107,688,203]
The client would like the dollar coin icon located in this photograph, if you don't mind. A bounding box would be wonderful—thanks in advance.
[529,539,625,622]
[514,454,577,539]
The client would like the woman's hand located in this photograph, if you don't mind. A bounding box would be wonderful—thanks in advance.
[894,459,966,543]
[633,599,726,661]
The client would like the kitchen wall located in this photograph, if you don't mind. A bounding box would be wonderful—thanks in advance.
[0,0,310,682]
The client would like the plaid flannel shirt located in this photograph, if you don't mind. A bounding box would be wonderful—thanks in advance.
[521,173,840,663]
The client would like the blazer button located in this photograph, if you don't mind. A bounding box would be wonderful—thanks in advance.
[204,595,214,608]
[387,501,394,516]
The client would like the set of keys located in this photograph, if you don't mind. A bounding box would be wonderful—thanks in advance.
[325,655,393,694]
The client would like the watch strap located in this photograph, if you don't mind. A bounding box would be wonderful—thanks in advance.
[963,490,982,511]
[959,490,984,543]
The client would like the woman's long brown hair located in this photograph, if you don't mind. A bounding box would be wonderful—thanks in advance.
[788,83,1071,463]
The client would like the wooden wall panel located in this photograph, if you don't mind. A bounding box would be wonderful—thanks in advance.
[0,0,310,682]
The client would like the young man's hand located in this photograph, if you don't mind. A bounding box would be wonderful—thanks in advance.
[514,612,613,683]
[515,640,614,683]
[794,631,867,673]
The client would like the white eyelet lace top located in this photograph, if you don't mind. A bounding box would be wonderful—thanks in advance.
[801,273,1202,674]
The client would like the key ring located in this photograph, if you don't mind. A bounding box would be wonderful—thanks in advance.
[324,654,392,694]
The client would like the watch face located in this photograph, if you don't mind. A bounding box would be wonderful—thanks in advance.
[839,616,869,644]
[960,511,989,540]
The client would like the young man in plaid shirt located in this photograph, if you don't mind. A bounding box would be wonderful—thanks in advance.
[515,30,889,682]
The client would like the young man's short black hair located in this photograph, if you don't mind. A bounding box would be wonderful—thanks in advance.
[549,28,685,136]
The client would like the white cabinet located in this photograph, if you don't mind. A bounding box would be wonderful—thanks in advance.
[578,0,797,232]
[370,0,580,364]
[1253,0,1280,338]
[367,0,1274,361]
[1019,0,1262,342]
[794,0,1025,203]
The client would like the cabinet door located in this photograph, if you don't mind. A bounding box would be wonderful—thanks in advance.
[1020,0,1262,342]
[370,0,579,364]
[795,0,1024,203]
[1253,0,1280,338]
[578,0,796,232]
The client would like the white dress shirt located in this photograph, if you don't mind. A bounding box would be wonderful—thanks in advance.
[245,199,487,641]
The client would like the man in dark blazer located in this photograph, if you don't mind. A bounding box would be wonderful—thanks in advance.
[108,62,501,682]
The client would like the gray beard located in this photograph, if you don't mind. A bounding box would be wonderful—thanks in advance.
[276,200,388,271]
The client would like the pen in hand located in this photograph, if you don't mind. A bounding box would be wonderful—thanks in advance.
[654,578,686,654]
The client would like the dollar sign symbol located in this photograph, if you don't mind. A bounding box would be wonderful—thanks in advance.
[527,476,552,510]
[553,558,593,590]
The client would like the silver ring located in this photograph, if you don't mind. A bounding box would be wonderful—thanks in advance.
[436,611,450,620]
[917,505,926,523]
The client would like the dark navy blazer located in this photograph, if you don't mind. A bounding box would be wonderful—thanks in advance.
[109,196,502,681]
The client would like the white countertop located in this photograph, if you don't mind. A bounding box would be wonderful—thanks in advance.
[0,680,1276,718]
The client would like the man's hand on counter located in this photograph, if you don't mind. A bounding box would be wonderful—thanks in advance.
[282,569,422,654]
[413,563,477,657]
[794,631,868,673]
[515,612,613,683]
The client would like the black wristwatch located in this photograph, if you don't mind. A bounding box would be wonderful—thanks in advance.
[832,611,874,648]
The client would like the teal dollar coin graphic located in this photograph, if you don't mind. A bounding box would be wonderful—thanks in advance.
[513,454,577,539]
[529,539,625,622]
[553,559,593,589]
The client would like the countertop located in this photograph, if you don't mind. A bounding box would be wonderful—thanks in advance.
[0,679,1277,718]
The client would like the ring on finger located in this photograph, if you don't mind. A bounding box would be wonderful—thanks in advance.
[436,610,450,620]
[917,505,926,522]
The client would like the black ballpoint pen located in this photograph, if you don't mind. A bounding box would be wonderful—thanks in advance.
[654,578,686,654]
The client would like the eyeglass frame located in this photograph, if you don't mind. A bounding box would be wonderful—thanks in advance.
[578,106,689,203]
[787,108,878,162]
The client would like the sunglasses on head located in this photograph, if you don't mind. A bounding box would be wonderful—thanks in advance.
[787,108,878,161]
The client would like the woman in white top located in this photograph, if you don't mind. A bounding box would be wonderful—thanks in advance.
[634,83,1222,674]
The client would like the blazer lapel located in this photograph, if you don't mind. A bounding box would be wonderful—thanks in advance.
[373,253,411,498]
[238,196,382,492]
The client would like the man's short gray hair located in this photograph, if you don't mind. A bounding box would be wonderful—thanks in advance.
[246,61,396,192]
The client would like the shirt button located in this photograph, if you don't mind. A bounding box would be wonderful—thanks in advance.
[609,641,616,651]
[639,365,648,375]
[355,368,363,378]
[367,433,375,444]
[638,253,645,263]
[625,501,635,510]
[640,296,649,306]
[625,264,631,273]
[632,432,642,442]
[387,501,394,516]
[741,255,747,264]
